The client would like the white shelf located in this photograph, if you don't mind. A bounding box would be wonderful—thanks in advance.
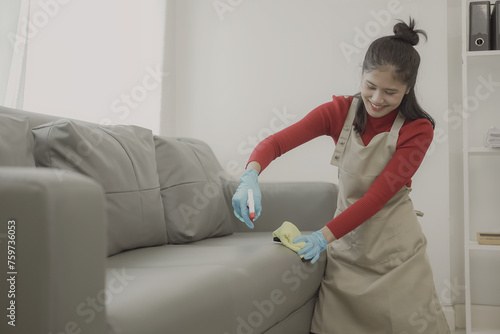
[462,1,500,333]
[469,241,500,251]
[467,50,500,57]
[455,330,500,334]
[457,327,500,333]
[468,147,500,155]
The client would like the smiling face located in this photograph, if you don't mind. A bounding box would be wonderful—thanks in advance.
[360,67,410,118]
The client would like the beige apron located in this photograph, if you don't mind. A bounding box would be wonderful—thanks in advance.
[310,98,450,334]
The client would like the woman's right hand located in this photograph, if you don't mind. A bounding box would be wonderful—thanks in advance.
[232,168,262,229]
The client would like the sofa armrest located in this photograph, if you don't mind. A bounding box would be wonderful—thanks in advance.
[0,168,107,334]
[223,178,338,233]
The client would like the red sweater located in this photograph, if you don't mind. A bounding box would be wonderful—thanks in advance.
[248,95,434,239]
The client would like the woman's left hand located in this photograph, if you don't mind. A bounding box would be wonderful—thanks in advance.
[294,230,328,264]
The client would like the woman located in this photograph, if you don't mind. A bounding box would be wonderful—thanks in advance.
[232,18,450,333]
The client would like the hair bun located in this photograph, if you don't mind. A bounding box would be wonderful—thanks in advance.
[392,18,427,46]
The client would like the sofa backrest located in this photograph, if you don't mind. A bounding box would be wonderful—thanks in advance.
[0,104,235,256]
[0,105,62,156]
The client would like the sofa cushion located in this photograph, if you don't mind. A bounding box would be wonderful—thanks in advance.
[0,114,35,167]
[154,136,233,244]
[32,119,167,256]
[105,232,326,334]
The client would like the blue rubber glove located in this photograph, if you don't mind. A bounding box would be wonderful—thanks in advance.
[232,169,262,229]
[294,231,328,264]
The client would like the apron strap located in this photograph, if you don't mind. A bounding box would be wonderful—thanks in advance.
[330,97,359,166]
[389,112,406,136]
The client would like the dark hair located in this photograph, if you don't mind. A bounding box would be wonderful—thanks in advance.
[354,17,435,134]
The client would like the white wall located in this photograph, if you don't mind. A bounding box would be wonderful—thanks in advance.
[174,0,451,306]
[23,0,166,133]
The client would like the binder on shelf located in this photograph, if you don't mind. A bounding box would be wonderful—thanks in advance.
[477,232,500,245]
[485,126,500,148]
[492,1,500,50]
[469,1,491,51]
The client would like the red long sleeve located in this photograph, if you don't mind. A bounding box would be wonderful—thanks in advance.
[248,95,434,239]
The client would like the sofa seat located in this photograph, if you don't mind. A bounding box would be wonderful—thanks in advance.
[106,232,326,334]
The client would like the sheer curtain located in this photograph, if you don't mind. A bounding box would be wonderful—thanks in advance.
[1,0,30,109]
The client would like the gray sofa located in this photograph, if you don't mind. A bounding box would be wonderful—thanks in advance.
[0,105,338,334]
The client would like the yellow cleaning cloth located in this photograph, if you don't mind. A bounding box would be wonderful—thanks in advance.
[272,221,306,258]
